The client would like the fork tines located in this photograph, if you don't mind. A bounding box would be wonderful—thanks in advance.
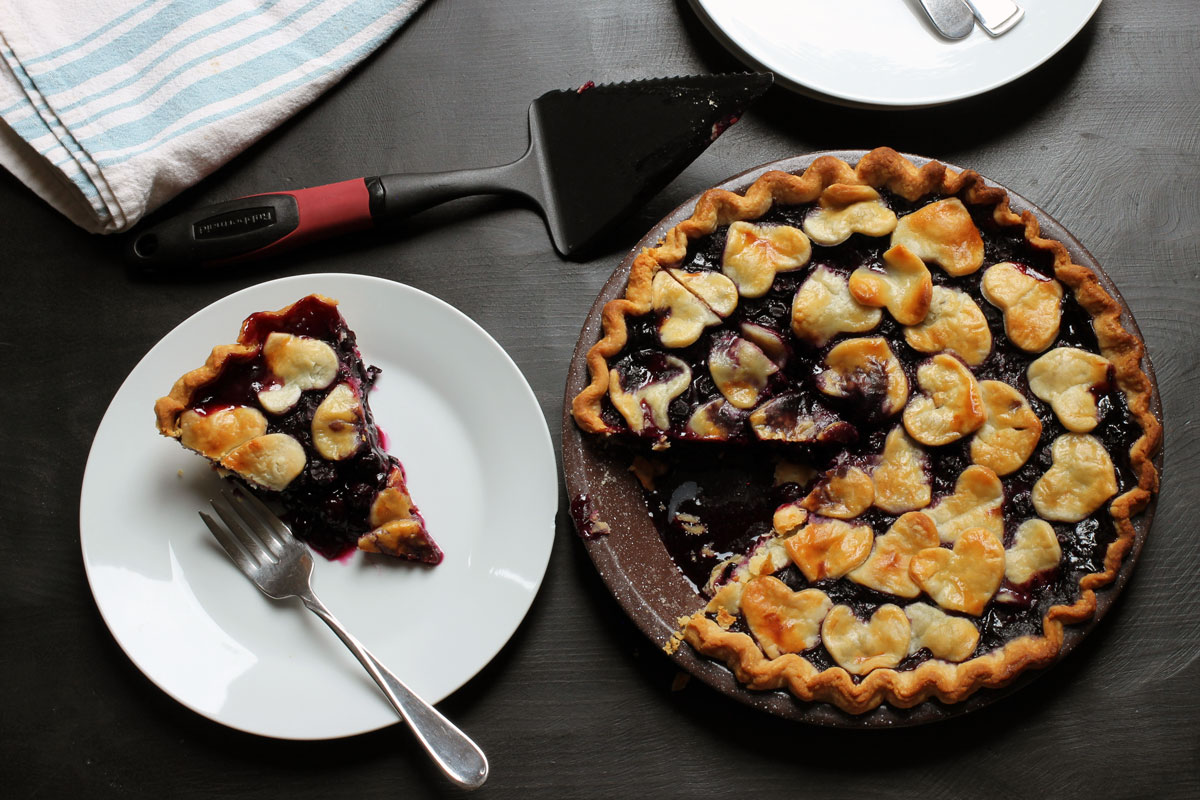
[200,484,292,569]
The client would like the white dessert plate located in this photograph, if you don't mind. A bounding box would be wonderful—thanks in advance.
[687,0,1102,108]
[80,273,557,740]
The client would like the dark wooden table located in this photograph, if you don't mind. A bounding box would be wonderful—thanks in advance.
[3,1,1198,797]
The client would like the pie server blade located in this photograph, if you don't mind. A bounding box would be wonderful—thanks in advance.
[127,72,774,270]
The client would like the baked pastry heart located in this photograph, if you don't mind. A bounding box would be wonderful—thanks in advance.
[848,512,939,598]
[783,518,874,581]
[925,465,1004,544]
[156,294,442,564]
[1027,347,1114,433]
[870,427,932,514]
[970,380,1042,476]
[905,603,979,662]
[981,262,1063,353]
[1004,519,1063,585]
[821,604,910,675]
[570,148,1160,714]
[848,244,933,326]
[909,528,1006,616]
[742,576,833,659]
[902,353,987,446]
[890,197,984,277]
[802,184,897,245]
[903,285,992,366]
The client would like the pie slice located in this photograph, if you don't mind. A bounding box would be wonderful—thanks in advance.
[155,294,442,564]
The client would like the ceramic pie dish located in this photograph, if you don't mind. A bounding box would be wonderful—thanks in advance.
[562,148,1162,724]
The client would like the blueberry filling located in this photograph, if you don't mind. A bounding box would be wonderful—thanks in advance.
[599,193,1143,672]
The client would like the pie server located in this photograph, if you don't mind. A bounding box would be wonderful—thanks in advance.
[127,72,774,269]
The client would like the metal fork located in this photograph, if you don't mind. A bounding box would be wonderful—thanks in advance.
[962,0,1024,36]
[201,485,488,790]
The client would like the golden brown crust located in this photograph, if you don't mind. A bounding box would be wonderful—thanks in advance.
[574,148,1161,713]
[154,343,257,438]
[154,294,341,439]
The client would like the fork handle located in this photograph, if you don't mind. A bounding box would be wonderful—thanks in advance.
[300,593,489,789]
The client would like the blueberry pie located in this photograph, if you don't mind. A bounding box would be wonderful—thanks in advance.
[155,294,442,564]
[571,149,1160,713]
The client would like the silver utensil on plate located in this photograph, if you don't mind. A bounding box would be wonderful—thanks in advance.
[917,0,975,40]
[963,0,1024,36]
[201,485,488,790]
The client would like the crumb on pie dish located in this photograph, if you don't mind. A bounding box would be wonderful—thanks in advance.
[155,294,442,565]
[569,148,1161,715]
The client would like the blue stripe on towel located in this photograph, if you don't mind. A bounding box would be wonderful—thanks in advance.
[3,0,319,143]
[21,0,166,67]
[54,0,287,117]
[63,0,321,131]
[95,20,394,167]
[26,0,233,90]
[85,0,395,160]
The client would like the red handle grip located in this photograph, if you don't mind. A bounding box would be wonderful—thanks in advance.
[243,178,374,259]
[127,177,380,269]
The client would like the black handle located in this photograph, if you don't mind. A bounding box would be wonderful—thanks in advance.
[366,158,539,221]
[129,193,302,268]
[127,155,541,272]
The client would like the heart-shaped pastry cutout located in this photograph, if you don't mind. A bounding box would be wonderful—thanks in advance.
[772,501,810,538]
[848,511,939,598]
[890,198,984,277]
[849,244,933,326]
[179,405,267,460]
[312,383,364,461]
[1027,347,1113,433]
[903,285,992,366]
[801,466,875,519]
[981,262,1063,353]
[926,465,1004,544]
[871,427,931,514]
[608,353,691,433]
[1005,519,1062,584]
[791,265,882,346]
[651,269,737,348]
[910,528,1005,616]
[742,576,833,659]
[722,221,811,298]
[709,330,779,409]
[815,336,909,422]
[802,184,898,245]
[821,604,911,675]
[970,380,1042,476]
[222,432,307,492]
[783,519,873,582]
[257,332,339,414]
[905,602,980,662]
[902,353,987,447]
[1032,433,1118,522]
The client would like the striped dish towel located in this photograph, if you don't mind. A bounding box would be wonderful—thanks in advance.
[0,0,426,234]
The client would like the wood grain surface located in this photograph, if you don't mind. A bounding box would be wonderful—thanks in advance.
[1,1,1197,798]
